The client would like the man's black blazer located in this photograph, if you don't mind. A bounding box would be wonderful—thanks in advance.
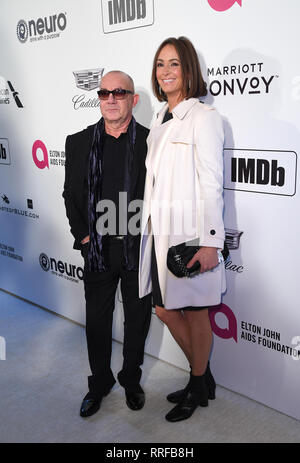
[63,120,149,250]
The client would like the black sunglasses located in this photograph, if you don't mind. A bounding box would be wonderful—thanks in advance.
[97,88,134,100]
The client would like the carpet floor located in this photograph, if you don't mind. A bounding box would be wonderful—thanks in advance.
[1,289,300,443]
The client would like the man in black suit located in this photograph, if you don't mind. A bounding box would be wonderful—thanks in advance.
[63,71,152,418]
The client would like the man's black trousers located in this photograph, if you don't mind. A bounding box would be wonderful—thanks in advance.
[82,238,152,399]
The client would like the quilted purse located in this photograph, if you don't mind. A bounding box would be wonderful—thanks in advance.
[167,240,229,278]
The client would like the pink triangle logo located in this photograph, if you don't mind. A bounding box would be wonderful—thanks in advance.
[208,0,242,12]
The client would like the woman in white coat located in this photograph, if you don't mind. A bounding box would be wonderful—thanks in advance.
[139,37,226,422]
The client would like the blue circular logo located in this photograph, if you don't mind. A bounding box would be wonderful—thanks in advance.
[16,20,28,43]
[39,253,50,272]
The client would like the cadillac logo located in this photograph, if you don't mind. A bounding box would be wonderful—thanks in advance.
[73,68,104,91]
[225,228,243,250]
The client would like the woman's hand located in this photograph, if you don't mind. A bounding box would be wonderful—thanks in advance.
[186,246,219,274]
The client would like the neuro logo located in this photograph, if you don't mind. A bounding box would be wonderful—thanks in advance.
[209,303,238,342]
[16,13,67,44]
[39,253,84,281]
[208,0,242,12]
[32,140,49,169]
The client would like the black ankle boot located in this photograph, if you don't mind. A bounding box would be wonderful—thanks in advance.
[165,374,208,422]
[205,361,216,400]
[166,370,192,404]
[166,362,216,403]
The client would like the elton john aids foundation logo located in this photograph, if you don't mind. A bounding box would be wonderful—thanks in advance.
[32,140,65,169]
[32,140,49,169]
[208,0,242,11]
[209,303,237,342]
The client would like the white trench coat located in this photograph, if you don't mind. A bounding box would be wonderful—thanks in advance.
[139,98,226,309]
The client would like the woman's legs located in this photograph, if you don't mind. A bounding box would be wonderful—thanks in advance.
[155,305,192,364]
[184,309,212,376]
[158,307,213,421]
[155,306,212,375]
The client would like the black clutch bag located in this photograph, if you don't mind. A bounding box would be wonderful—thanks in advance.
[167,239,229,278]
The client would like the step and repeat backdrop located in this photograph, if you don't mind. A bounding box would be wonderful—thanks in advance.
[1,0,300,420]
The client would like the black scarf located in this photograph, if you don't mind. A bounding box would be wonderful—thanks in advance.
[87,116,137,272]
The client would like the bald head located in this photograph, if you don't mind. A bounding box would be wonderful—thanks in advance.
[100,70,135,93]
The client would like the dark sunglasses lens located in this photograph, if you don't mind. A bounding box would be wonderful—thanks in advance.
[98,89,128,100]
[98,90,109,99]
[113,89,127,99]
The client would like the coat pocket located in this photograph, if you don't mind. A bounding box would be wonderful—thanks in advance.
[170,135,194,145]
[169,126,194,145]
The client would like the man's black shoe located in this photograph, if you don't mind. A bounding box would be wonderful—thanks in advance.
[80,393,102,418]
[125,385,145,410]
